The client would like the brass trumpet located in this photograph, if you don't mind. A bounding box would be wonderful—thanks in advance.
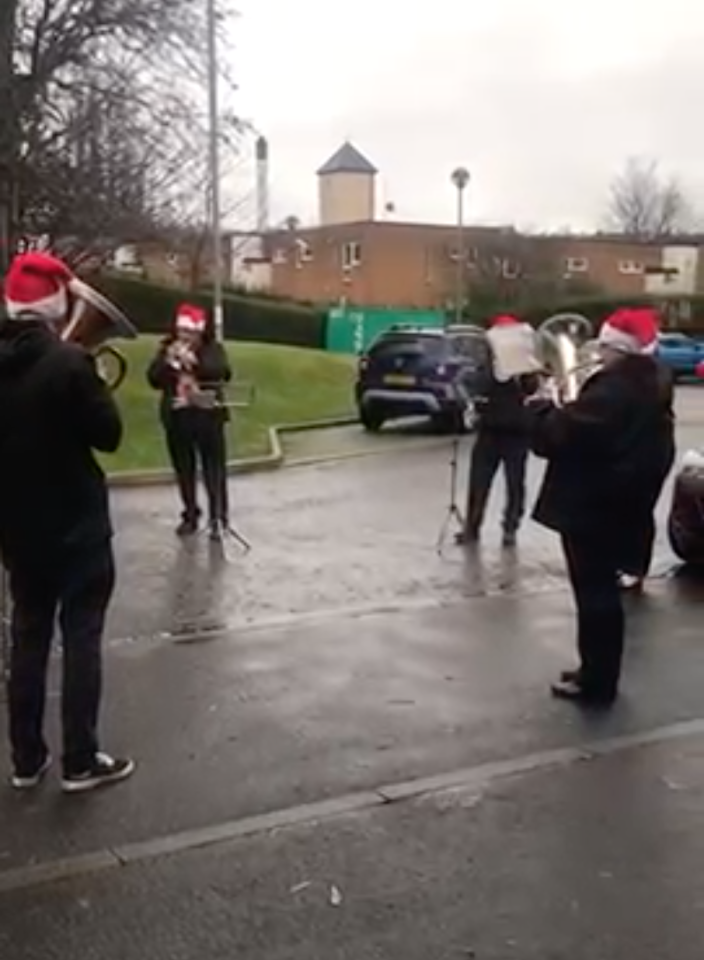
[60,278,138,390]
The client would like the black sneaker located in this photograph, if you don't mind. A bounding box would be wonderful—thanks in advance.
[502,530,517,548]
[62,753,135,794]
[11,754,51,791]
[176,518,198,537]
[208,521,223,541]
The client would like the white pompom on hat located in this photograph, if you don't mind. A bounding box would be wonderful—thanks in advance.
[3,251,74,322]
[175,303,207,333]
[598,307,659,355]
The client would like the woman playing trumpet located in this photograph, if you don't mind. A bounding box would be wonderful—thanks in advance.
[147,304,232,538]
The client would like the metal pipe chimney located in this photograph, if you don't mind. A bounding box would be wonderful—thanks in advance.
[255,135,269,234]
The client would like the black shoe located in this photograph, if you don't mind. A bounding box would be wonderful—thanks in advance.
[62,753,136,794]
[550,678,616,707]
[502,530,517,548]
[11,754,52,791]
[176,518,198,537]
[208,521,223,542]
[455,526,480,545]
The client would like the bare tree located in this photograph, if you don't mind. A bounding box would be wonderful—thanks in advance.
[607,157,693,238]
[8,0,243,252]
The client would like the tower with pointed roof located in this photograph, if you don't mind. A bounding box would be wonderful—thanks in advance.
[317,141,377,226]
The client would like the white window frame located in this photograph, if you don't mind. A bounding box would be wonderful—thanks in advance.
[342,241,361,270]
[272,248,287,265]
[294,239,313,267]
[618,260,644,275]
[564,256,589,273]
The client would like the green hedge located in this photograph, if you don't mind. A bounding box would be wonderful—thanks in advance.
[95,275,327,348]
[520,295,704,332]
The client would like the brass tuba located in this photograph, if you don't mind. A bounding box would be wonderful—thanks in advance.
[535,312,601,405]
[60,278,138,390]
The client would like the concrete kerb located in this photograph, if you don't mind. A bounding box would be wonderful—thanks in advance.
[107,415,360,488]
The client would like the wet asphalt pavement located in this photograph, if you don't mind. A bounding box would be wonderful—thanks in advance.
[1,388,704,958]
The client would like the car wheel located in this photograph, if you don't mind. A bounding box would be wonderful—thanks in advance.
[360,408,384,432]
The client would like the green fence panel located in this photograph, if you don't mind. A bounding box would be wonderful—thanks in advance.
[325,307,444,354]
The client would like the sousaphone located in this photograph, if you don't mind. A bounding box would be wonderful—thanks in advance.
[60,278,138,390]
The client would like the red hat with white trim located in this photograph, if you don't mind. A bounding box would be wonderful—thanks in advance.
[489,313,521,327]
[175,303,207,333]
[598,307,659,355]
[3,252,74,322]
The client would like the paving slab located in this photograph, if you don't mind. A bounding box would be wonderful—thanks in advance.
[3,733,704,959]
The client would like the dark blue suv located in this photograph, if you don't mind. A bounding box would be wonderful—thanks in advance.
[355,326,488,433]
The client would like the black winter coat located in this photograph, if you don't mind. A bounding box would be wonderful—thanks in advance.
[530,355,675,538]
[0,319,122,567]
[146,338,232,423]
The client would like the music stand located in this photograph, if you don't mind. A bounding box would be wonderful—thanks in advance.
[191,382,254,554]
[436,436,466,555]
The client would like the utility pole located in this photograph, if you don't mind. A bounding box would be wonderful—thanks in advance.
[206,0,224,341]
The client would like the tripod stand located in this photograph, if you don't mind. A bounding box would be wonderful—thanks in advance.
[436,437,466,555]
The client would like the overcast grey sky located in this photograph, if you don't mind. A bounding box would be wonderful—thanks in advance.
[235,0,704,231]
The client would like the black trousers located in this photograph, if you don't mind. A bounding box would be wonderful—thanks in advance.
[619,513,656,579]
[466,431,529,534]
[561,531,624,697]
[165,411,229,525]
[7,540,115,776]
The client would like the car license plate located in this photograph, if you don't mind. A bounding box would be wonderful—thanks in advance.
[384,374,415,386]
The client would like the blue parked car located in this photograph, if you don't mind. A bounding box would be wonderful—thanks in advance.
[656,333,704,380]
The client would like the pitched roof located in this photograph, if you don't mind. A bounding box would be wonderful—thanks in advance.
[317,141,377,176]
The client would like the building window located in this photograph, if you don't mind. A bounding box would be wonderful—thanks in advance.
[564,257,589,273]
[501,258,521,279]
[295,240,313,266]
[272,248,287,265]
[618,260,644,275]
[342,241,361,269]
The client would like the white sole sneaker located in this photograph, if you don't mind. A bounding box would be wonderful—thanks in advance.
[11,755,52,791]
[62,755,136,794]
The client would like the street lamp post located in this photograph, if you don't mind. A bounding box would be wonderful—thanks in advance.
[450,167,470,325]
[206,0,224,341]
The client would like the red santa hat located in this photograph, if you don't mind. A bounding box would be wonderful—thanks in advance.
[3,251,74,322]
[489,313,521,327]
[598,307,659,355]
[175,303,207,333]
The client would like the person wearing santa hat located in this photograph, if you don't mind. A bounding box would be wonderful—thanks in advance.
[529,306,675,706]
[147,303,232,538]
[0,251,135,791]
[456,313,541,547]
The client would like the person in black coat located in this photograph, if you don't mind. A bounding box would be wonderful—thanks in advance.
[529,307,675,706]
[147,304,232,538]
[0,252,135,792]
[457,314,540,547]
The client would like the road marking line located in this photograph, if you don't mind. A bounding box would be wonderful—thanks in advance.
[2,716,704,896]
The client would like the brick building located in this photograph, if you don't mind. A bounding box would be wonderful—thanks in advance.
[263,141,704,311]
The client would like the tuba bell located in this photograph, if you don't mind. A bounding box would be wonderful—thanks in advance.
[60,278,138,390]
[535,312,602,405]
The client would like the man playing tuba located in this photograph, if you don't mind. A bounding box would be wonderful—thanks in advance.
[529,307,675,706]
[0,252,135,792]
